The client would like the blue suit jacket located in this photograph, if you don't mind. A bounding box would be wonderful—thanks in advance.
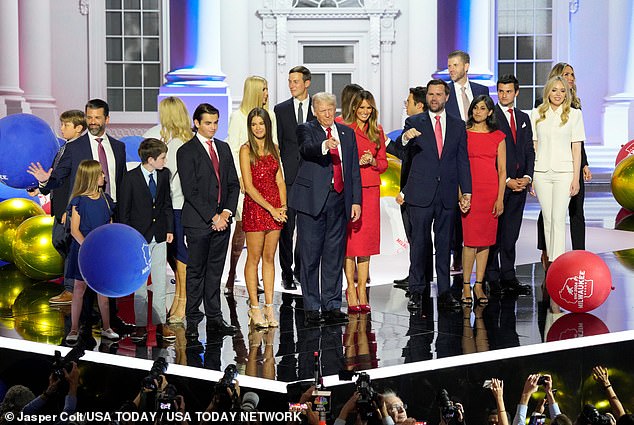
[288,120,362,219]
[44,133,126,202]
[495,104,535,180]
[402,112,471,208]
[446,81,489,120]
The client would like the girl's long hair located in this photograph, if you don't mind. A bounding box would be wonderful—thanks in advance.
[246,108,279,164]
[70,160,103,201]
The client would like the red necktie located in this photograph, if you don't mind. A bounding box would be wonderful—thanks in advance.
[327,127,343,193]
[508,108,517,144]
[96,138,110,195]
[206,140,222,203]
[434,116,443,158]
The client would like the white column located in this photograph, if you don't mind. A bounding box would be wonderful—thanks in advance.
[466,0,495,82]
[0,0,29,116]
[602,0,634,148]
[220,0,249,109]
[18,0,57,125]
[408,0,436,86]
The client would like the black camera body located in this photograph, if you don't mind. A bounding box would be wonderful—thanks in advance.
[213,364,239,412]
[51,347,85,380]
[438,389,457,420]
[156,384,179,412]
[537,376,547,386]
[338,370,379,420]
[143,357,169,391]
[580,405,612,425]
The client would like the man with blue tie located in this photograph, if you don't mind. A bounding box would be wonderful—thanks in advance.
[289,92,362,326]
[485,75,534,296]
[400,79,472,312]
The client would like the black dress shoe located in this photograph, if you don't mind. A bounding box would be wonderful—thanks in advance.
[185,325,199,340]
[503,278,532,296]
[322,309,348,324]
[304,310,323,326]
[407,293,423,310]
[110,316,134,335]
[487,279,503,296]
[438,291,461,311]
[393,276,409,285]
[206,319,237,335]
[282,278,297,290]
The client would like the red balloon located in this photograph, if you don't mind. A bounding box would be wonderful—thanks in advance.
[546,313,609,342]
[546,250,612,312]
[615,139,634,166]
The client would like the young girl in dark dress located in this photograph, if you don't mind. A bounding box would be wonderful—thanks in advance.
[65,160,118,344]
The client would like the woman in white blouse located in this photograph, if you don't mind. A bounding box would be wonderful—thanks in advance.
[531,76,585,267]
[225,76,278,294]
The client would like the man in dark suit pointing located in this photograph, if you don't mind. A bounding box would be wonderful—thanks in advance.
[289,92,362,326]
[401,79,472,312]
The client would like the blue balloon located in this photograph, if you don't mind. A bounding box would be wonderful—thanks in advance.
[0,184,38,202]
[0,114,59,189]
[386,129,402,143]
[78,223,151,297]
[121,135,144,162]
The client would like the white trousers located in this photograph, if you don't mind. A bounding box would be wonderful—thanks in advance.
[533,170,573,261]
[134,240,167,326]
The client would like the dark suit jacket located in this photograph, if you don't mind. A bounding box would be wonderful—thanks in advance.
[43,133,127,201]
[40,144,71,221]
[288,120,362,219]
[402,112,471,208]
[446,81,489,120]
[118,165,174,243]
[495,104,535,180]
[274,97,314,185]
[177,136,239,230]
[386,131,420,190]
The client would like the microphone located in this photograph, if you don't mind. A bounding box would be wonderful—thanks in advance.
[241,392,259,412]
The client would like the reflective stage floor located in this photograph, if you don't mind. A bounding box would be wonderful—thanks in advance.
[1,188,633,395]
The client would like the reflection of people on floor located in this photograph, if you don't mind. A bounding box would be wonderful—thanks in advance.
[225,295,248,370]
[402,300,434,363]
[461,304,490,354]
[297,311,344,380]
[276,294,300,382]
[436,308,464,359]
[343,313,378,371]
[185,333,223,371]
[246,328,276,380]
[482,297,519,350]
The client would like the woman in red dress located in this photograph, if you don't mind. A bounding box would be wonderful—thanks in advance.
[240,108,287,328]
[461,95,506,306]
[338,90,388,312]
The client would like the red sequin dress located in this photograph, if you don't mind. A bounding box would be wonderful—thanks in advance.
[242,154,284,232]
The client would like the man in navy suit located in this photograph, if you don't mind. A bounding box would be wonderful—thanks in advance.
[289,92,362,326]
[274,65,314,290]
[445,50,489,272]
[28,98,128,334]
[485,75,534,296]
[400,79,472,312]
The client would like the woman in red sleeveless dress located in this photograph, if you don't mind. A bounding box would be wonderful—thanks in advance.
[240,108,287,328]
[338,90,388,313]
[461,95,506,306]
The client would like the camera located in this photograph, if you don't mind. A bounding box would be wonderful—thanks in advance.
[437,389,457,420]
[579,405,612,425]
[339,370,379,420]
[143,357,169,391]
[537,376,547,386]
[156,384,178,412]
[51,347,85,380]
[213,364,239,411]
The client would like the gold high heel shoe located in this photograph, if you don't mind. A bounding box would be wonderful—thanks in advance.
[263,304,278,328]
[248,305,268,328]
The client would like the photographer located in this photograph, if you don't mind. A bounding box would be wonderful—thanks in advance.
[437,389,465,425]
[21,361,79,424]
[383,390,414,425]
[511,375,561,425]
[0,385,35,425]
[200,368,240,420]
[334,392,395,425]
[592,366,626,420]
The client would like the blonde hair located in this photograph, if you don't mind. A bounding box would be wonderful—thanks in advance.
[239,76,269,115]
[345,90,381,148]
[536,76,572,126]
[159,97,193,143]
[70,160,104,200]
[548,62,581,109]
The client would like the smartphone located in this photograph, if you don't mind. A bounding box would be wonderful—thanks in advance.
[483,380,492,389]
[537,376,547,385]
[289,403,308,412]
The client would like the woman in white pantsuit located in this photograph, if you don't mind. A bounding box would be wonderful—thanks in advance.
[531,76,585,268]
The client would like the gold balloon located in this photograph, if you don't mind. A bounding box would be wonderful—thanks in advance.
[380,157,402,198]
[12,215,63,280]
[0,198,45,262]
[12,281,65,344]
[0,264,36,317]
[611,154,634,211]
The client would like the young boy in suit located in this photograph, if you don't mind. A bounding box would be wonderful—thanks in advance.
[119,138,175,343]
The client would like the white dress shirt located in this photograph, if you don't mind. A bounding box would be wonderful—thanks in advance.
[454,80,474,121]
[293,96,310,124]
